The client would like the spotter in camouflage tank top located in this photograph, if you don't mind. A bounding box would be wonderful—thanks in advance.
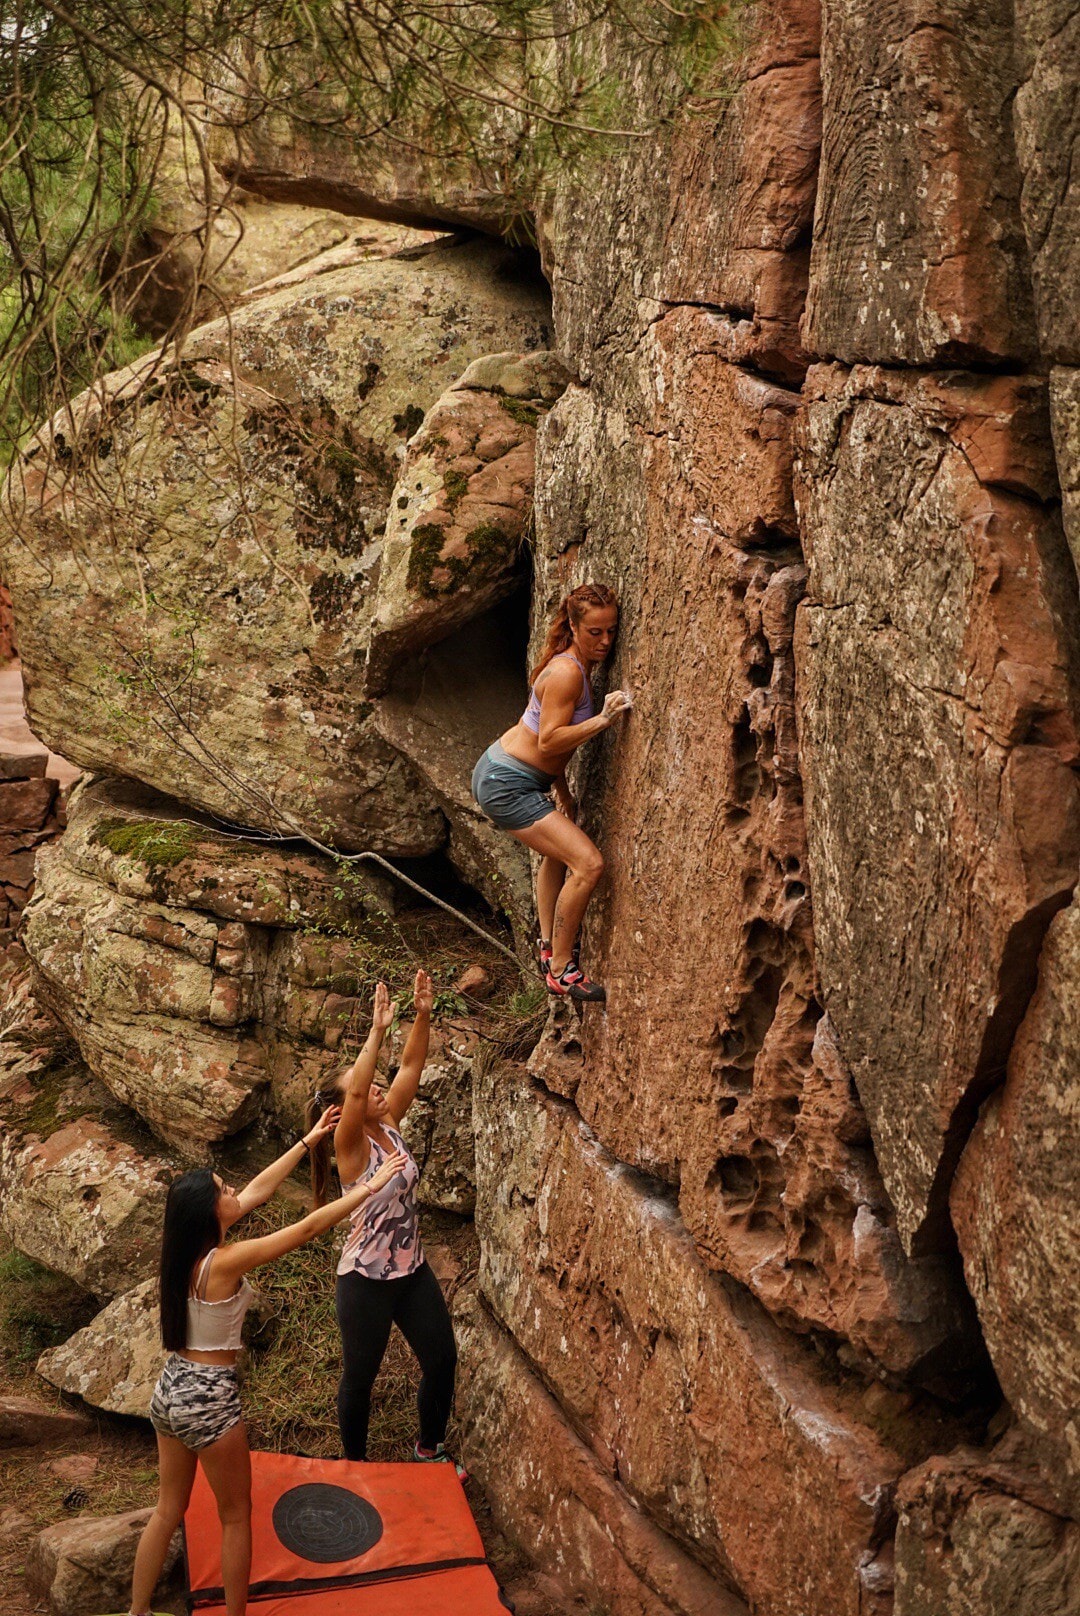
[337,1123,424,1281]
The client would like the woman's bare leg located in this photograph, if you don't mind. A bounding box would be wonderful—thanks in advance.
[535,852,566,948]
[198,1421,252,1616]
[512,814,604,974]
[131,1433,197,1614]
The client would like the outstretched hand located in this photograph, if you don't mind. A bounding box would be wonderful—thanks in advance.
[412,969,433,1018]
[305,1105,341,1146]
[371,980,396,1034]
[368,1150,407,1192]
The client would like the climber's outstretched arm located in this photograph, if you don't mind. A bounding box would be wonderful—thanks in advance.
[386,969,432,1125]
[333,982,395,1174]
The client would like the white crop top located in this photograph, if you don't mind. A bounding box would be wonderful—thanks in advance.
[185,1249,253,1352]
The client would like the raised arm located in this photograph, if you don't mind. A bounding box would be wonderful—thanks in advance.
[537,661,629,759]
[386,969,432,1124]
[214,1150,408,1281]
[334,981,396,1174]
[234,1105,341,1216]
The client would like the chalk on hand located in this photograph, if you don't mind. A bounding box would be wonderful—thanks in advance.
[621,689,634,709]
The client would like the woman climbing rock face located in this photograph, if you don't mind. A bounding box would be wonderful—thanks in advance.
[472,582,630,1003]
[127,1118,405,1616]
[307,971,465,1476]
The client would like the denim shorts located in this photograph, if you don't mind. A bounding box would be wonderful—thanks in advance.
[149,1355,242,1451]
[472,741,556,831]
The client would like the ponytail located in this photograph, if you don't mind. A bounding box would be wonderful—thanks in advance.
[530,583,618,683]
[305,1092,334,1207]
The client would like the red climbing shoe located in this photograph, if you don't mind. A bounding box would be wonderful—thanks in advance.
[545,960,606,1003]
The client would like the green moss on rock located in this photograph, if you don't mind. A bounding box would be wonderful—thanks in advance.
[499,397,541,430]
[95,817,202,869]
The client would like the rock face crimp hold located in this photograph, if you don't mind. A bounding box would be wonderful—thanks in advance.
[794,364,1080,1251]
[0,238,551,853]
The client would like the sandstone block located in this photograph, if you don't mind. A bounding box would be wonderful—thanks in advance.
[473,1062,952,1616]
[663,0,821,381]
[0,751,46,780]
[804,0,1037,364]
[27,1508,180,1616]
[1014,2,1080,363]
[1,239,550,853]
[794,363,1080,1249]
[0,1394,93,1448]
[951,896,1080,1512]
[456,1291,750,1616]
[366,351,571,692]
[0,775,58,831]
[1050,368,1080,570]
[0,1117,168,1296]
[895,1452,1080,1615]
[37,1278,164,1419]
[532,351,970,1377]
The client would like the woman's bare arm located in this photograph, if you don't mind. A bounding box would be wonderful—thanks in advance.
[537,661,628,759]
[386,970,432,1124]
[214,1151,408,1280]
[235,1106,340,1214]
[333,982,396,1177]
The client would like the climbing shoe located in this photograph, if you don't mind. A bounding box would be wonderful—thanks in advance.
[414,1441,468,1481]
[545,961,606,1003]
[537,937,552,978]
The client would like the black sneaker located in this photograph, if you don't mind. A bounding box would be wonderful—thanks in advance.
[545,961,606,1003]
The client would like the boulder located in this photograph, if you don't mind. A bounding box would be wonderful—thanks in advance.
[372,609,534,949]
[206,36,526,236]
[25,847,271,1150]
[895,1451,1080,1616]
[37,1278,164,1419]
[793,364,1080,1250]
[0,1117,168,1296]
[396,1031,476,1214]
[22,777,421,1152]
[0,1394,93,1448]
[1014,2,1080,363]
[472,1062,961,1616]
[804,0,1037,364]
[366,351,572,692]
[951,896,1080,1512]
[1,238,552,853]
[27,1508,180,1616]
[456,1292,750,1616]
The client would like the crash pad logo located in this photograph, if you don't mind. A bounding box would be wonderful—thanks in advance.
[271,1483,384,1564]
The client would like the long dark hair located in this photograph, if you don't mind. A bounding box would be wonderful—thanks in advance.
[530,583,618,683]
[159,1168,220,1351]
[305,1085,342,1208]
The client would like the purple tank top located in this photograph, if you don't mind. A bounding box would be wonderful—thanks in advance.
[522,652,593,734]
[337,1125,424,1281]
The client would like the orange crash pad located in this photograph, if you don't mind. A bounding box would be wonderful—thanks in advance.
[183,1450,510,1613]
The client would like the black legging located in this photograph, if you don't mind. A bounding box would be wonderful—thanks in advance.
[335,1261,457,1460]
